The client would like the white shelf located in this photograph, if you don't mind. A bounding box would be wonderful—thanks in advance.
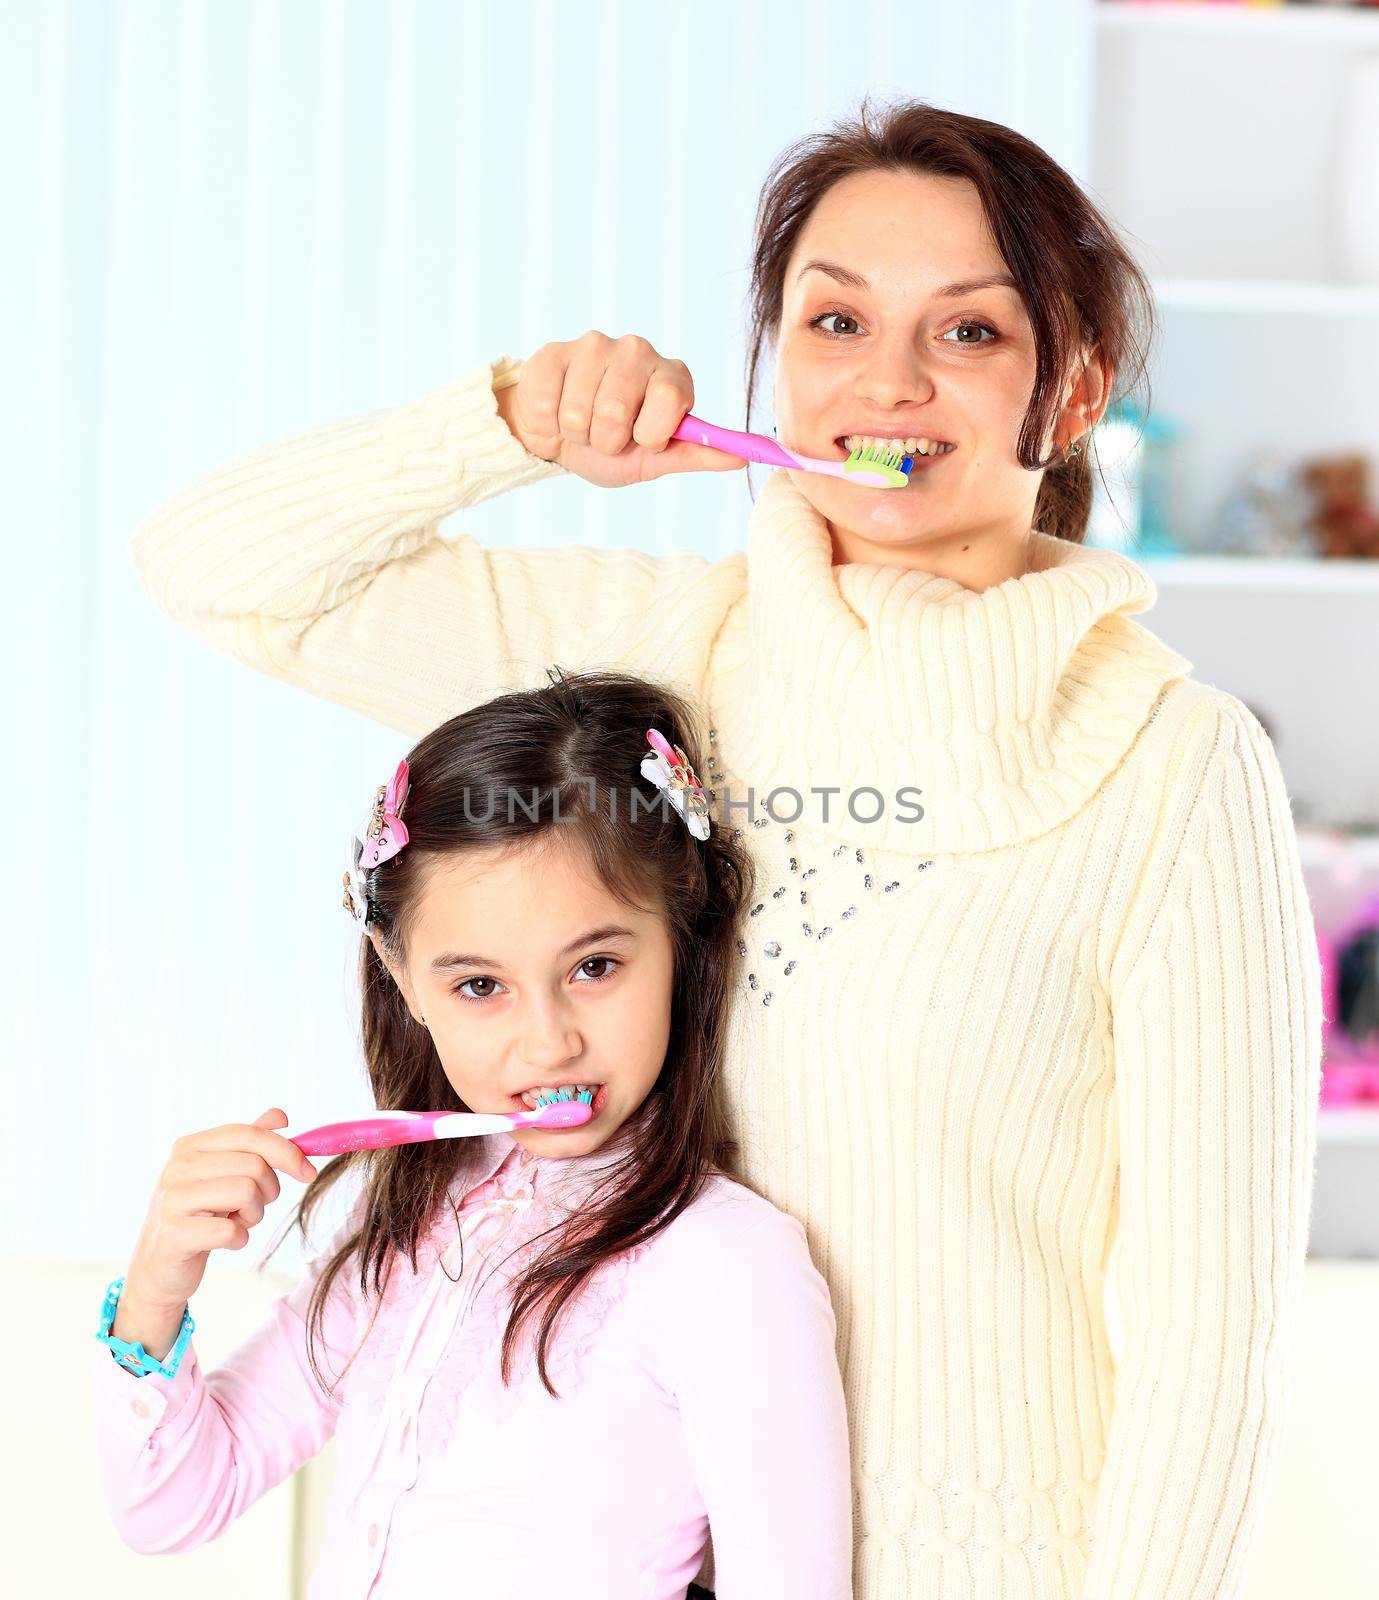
[1097,1,1379,44]
[1298,828,1379,865]
[1154,277,1379,317]
[1141,555,1379,592]
[1318,1109,1379,1147]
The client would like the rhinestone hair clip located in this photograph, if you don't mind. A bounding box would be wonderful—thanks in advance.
[342,757,410,928]
[641,728,711,841]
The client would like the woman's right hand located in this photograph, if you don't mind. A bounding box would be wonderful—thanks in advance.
[121,1108,318,1316]
[499,332,749,489]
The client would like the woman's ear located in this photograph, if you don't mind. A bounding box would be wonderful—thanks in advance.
[1057,347,1114,445]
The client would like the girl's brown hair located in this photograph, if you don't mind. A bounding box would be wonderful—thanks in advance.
[743,94,1156,543]
[262,669,755,1396]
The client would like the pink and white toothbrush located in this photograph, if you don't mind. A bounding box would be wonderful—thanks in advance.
[670,413,914,488]
[287,1101,593,1157]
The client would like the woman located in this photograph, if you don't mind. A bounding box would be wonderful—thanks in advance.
[130,98,1321,1600]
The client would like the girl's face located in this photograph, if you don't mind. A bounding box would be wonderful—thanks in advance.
[379,830,675,1160]
[774,169,1104,578]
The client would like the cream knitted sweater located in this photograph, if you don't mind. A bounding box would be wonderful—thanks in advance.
[129,356,1322,1600]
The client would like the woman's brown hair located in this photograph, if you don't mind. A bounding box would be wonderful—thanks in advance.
[743,94,1157,543]
[261,668,755,1397]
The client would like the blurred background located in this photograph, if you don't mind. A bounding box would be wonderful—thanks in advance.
[4,1,1377,1595]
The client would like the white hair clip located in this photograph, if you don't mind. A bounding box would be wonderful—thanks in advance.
[640,728,712,841]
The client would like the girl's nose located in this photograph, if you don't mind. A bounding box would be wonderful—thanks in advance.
[518,1003,582,1072]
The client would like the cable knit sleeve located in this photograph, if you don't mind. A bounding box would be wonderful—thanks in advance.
[92,1204,364,1555]
[1090,695,1323,1598]
[128,356,745,737]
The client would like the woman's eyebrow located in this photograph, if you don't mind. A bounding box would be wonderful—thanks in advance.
[428,924,638,972]
[796,258,1018,297]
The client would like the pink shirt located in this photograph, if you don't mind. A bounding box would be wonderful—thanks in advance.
[93,1127,853,1597]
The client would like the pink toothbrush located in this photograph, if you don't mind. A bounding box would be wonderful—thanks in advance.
[288,1102,593,1157]
[670,413,914,488]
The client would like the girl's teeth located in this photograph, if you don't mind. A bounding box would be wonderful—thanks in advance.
[524,1083,598,1108]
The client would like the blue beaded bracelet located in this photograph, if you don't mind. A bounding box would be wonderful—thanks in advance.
[95,1275,195,1379]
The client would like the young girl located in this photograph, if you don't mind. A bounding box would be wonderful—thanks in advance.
[93,669,853,1599]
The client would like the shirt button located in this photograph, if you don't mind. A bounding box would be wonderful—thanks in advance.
[368,1524,380,1546]
[132,1399,150,1419]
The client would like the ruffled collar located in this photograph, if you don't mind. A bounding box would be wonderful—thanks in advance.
[338,1106,660,1443]
[444,1098,655,1217]
[715,468,1193,855]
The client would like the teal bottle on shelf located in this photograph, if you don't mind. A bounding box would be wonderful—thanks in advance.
[1137,406,1184,557]
[1085,397,1183,557]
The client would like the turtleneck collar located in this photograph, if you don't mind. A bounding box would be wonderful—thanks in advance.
[713,468,1193,855]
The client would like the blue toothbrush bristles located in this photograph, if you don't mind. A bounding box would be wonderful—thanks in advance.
[530,1088,596,1110]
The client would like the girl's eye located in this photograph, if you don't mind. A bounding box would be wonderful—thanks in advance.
[451,957,621,1005]
[453,975,504,1003]
[574,956,620,985]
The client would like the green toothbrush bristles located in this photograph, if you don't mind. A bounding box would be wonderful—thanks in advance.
[843,443,913,487]
[578,1089,593,1104]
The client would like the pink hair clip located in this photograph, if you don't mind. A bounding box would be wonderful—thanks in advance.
[641,728,711,840]
[359,758,411,868]
[342,757,411,927]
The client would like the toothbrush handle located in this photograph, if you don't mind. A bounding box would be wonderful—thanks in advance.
[289,1111,451,1156]
[672,413,798,470]
[286,1102,587,1154]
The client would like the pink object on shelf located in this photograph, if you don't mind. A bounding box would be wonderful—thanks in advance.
[1318,891,1379,1106]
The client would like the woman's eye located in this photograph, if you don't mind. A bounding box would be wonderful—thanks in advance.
[809,310,860,338]
[452,957,620,1004]
[941,320,997,345]
[810,311,997,346]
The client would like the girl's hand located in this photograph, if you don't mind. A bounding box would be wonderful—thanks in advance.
[501,332,749,488]
[121,1108,317,1316]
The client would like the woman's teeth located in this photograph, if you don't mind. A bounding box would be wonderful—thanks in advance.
[840,434,956,458]
[522,1084,600,1108]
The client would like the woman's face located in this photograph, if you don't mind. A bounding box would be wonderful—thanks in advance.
[379,830,675,1160]
[774,169,1099,575]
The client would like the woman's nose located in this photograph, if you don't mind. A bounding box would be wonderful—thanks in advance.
[858,339,938,404]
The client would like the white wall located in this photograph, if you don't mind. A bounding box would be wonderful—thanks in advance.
[1142,571,1379,832]
[1087,6,1379,830]
[3,0,1095,1270]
